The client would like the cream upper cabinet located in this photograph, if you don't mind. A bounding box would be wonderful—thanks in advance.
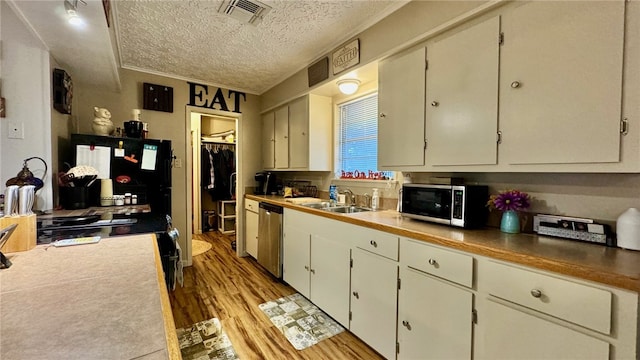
[378,46,426,169]
[287,96,309,169]
[288,94,332,171]
[500,1,625,165]
[261,112,275,169]
[274,105,289,169]
[426,16,500,166]
[262,94,331,171]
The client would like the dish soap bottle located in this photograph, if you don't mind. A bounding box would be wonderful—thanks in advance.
[371,188,379,211]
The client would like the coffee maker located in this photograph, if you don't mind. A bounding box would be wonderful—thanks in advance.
[254,172,277,195]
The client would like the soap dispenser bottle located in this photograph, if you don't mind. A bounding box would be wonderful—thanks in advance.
[371,188,380,211]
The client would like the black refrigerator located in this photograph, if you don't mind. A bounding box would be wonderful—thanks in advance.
[70,134,172,215]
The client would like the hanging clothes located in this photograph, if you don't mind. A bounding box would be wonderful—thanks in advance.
[201,143,235,201]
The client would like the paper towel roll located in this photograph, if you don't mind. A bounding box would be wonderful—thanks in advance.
[100,179,114,206]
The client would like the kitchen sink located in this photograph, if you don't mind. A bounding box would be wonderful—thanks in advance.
[301,202,371,213]
[301,201,334,209]
[324,206,371,213]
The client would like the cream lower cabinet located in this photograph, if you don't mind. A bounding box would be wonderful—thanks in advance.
[482,300,609,359]
[350,248,398,360]
[244,199,259,258]
[398,267,473,360]
[398,238,474,359]
[476,260,638,360]
[282,209,351,327]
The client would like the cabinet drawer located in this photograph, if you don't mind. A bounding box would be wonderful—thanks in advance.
[355,227,399,261]
[484,261,612,334]
[245,199,259,212]
[401,239,473,288]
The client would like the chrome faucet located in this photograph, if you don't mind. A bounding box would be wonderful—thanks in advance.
[340,188,356,206]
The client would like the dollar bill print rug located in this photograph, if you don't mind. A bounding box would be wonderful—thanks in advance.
[176,317,239,360]
[258,293,345,350]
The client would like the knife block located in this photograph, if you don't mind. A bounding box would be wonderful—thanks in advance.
[0,214,36,253]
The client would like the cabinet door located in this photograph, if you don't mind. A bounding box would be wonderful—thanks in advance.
[350,248,398,360]
[245,209,258,258]
[483,300,609,359]
[262,112,275,169]
[378,47,426,168]
[282,224,310,297]
[500,1,625,165]
[398,267,473,360]
[309,233,351,327]
[288,97,309,169]
[426,16,500,166]
[274,105,289,169]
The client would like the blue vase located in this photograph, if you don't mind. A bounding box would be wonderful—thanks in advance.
[500,210,520,233]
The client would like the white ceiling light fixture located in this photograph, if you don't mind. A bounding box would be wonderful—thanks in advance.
[64,0,85,26]
[337,79,360,95]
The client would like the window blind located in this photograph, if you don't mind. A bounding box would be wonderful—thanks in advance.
[338,93,392,178]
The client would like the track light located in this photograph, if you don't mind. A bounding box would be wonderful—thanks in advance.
[337,79,360,95]
[64,0,84,26]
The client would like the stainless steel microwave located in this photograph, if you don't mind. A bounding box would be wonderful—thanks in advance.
[400,184,489,228]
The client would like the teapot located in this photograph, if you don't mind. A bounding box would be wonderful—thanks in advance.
[5,157,47,192]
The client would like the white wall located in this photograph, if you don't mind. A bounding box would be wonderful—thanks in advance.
[1,1,53,211]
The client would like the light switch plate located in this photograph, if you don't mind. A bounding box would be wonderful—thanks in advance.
[7,120,24,139]
[174,158,182,168]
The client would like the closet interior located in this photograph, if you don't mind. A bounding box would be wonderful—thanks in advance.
[193,115,237,235]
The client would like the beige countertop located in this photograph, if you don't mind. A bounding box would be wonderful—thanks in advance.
[247,194,640,293]
[0,234,181,360]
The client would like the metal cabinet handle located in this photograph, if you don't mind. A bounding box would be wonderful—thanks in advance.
[510,81,521,88]
[531,289,542,298]
[310,268,315,274]
[352,291,359,299]
[379,113,386,118]
[402,320,412,330]
[369,240,378,248]
[304,265,309,271]
[431,101,439,107]
[428,258,437,266]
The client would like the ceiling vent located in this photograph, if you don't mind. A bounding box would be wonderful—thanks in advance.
[218,0,272,25]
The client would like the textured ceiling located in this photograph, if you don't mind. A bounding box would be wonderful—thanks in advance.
[114,0,408,94]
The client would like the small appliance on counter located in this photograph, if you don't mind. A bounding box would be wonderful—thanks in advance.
[254,171,277,195]
[534,214,614,247]
[400,183,488,228]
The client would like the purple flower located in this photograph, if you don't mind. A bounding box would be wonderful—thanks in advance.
[487,190,531,212]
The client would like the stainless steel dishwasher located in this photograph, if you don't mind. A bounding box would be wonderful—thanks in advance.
[257,202,283,278]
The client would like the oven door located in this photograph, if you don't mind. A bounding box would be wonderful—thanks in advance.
[401,185,453,224]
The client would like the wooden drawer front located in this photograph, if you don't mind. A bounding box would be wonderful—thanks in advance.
[355,228,399,261]
[401,239,473,288]
[484,261,612,334]
[245,199,259,212]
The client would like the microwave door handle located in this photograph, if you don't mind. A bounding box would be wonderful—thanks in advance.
[398,188,403,213]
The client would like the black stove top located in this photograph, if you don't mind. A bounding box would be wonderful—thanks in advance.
[37,212,170,244]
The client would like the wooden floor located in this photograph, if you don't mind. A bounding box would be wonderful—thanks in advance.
[169,231,384,360]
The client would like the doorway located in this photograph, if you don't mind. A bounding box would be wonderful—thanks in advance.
[185,106,243,266]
